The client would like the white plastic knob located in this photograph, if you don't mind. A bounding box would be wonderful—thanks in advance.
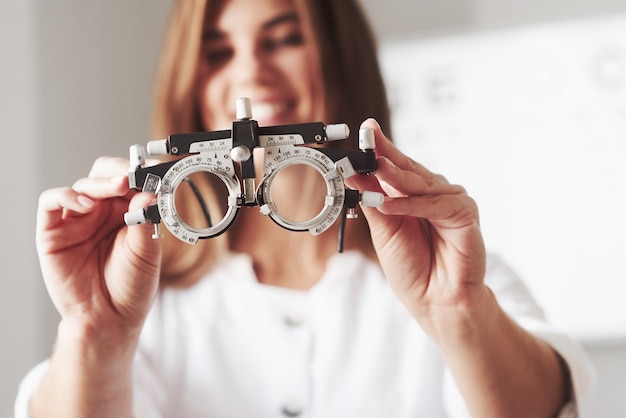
[359,127,375,150]
[230,146,251,162]
[129,144,146,167]
[124,208,148,226]
[325,123,350,141]
[147,139,168,155]
[360,191,384,207]
[236,97,253,120]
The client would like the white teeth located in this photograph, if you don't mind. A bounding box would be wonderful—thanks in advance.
[251,102,287,120]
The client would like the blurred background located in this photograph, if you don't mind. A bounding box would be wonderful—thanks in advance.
[1,0,625,416]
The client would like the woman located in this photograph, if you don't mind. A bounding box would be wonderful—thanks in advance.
[16,0,593,417]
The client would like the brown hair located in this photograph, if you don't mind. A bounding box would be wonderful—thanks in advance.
[150,0,391,284]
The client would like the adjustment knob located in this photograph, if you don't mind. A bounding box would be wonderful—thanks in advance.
[360,191,384,207]
[236,97,253,120]
[325,123,350,141]
[124,208,148,226]
[146,139,168,155]
[230,146,252,162]
[129,144,146,167]
[359,127,375,151]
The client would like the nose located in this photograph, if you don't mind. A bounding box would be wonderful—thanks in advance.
[231,44,275,86]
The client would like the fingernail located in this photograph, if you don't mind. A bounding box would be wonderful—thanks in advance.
[76,195,95,208]
[360,118,383,133]
[381,156,397,168]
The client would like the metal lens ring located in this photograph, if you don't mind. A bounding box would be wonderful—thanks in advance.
[258,146,345,236]
[158,153,241,244]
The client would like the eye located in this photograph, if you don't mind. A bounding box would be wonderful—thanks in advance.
[203,47,233,67]
[281,32,304,46]
[262,32,304,52]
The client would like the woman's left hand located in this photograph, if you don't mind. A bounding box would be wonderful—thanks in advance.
[345,119,487,339]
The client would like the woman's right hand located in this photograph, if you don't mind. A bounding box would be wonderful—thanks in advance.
[36,156,162,338]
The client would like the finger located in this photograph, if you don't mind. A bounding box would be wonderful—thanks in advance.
[361,118,440,179]
[345,156,461,201]
[375,157,464,197]
[345,161,476,228]
[123,192,163,254]
[88,156,132,178]
[380,194,480,228]
[71,175,131,200]
[36,188,97,242]
[344,169,383,196]
[344,173,401,230]
[38,187,96,217]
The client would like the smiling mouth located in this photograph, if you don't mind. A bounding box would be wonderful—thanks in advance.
[250,101,293,121]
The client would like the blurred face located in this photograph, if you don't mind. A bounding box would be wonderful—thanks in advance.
[198,0,319,130]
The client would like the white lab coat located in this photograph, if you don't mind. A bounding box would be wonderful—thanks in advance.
[15,251,595,417]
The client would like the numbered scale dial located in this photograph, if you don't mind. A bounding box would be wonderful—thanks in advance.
[258,145,346,235]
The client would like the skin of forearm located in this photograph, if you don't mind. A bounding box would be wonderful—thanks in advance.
[430,286,569,418]
[29,320,139,418]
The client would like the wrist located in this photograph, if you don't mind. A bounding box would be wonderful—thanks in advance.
[30,320,139,418]
[417,284,499,349]
[56,318,141,366]
[416,284,570,417]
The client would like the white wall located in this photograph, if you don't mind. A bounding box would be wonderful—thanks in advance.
[584,338,626,417]
[0,2,171,417]
[36,2,172,189]
[360,0,626,40]
[0,2,42,417]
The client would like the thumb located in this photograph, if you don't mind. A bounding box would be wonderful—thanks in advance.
[124,192,163,264]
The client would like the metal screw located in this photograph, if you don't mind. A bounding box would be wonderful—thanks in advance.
[151,224,163,239]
